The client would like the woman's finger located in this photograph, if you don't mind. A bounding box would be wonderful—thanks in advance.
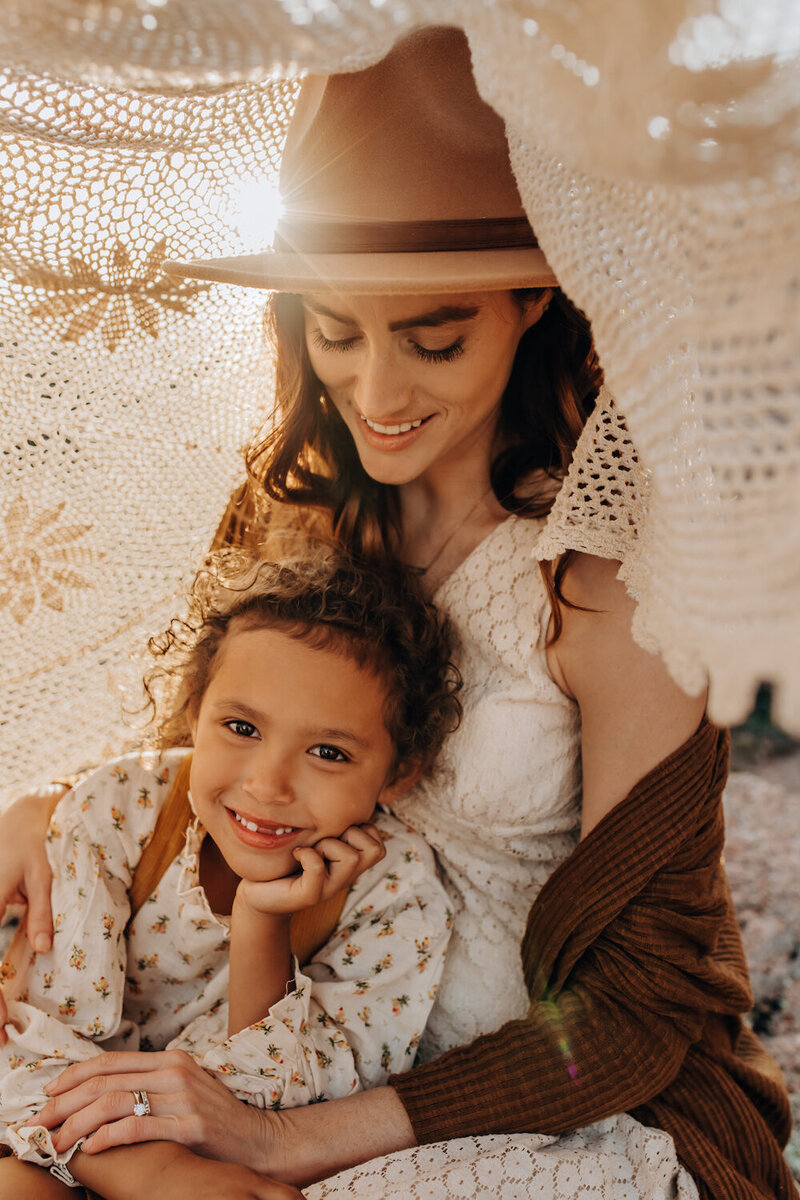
[41,1074,166,1131]
[23,859,55,953]
[43,1048,189,1097]
[53,1087,178,1152]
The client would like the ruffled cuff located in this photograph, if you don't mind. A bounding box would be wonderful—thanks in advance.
[5,1122,83,1178]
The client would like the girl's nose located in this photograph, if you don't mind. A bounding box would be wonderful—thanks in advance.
[242,748,294,806]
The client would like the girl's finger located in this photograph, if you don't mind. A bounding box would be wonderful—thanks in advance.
[291,846,326,876]
[310,838,360,868]
[339,824,386,857]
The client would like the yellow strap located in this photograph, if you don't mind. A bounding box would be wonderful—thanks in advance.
[128,753,348,965]
[128,754,194,923]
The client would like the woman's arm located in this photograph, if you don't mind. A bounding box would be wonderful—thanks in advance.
[545,554,707,836]
[0,786,64,951]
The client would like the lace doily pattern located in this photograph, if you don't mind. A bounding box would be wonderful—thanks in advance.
[1,1,798,801]
[303,1115,698,1199]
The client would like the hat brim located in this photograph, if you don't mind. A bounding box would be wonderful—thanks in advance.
[165,247,558,294]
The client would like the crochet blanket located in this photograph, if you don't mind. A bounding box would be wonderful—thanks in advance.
[1,1,798,801]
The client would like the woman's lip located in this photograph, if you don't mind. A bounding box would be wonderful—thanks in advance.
[357,413,433,451]
[224,807,301,849]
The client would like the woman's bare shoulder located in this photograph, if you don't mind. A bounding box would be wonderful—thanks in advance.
[549,552,706,836]
[559,551,629,612]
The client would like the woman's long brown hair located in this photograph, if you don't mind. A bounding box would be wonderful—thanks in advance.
[245,289,603,638]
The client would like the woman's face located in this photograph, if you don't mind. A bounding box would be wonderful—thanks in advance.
[303,290,549,487]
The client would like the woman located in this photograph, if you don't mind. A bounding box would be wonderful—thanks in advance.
[0,27,793,1200]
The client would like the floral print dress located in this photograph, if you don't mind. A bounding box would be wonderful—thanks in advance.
[0,750,452,1176]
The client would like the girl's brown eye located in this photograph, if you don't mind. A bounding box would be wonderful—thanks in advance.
[309,744,350,763]
[225,719,258,739]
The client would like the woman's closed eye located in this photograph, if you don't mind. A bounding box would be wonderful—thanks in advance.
[308,744,351,763]
[311,327,465,364]
[312,329,359,355]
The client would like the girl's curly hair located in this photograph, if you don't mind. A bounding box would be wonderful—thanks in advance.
[144,549,462,780]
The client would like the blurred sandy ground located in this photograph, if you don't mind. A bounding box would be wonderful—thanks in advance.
[726,728,800,1182]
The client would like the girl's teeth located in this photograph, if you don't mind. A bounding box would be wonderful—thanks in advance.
[364,417,423,435]
[233,812,293,835]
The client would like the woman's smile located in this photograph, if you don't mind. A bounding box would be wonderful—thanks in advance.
[358,412,435,452]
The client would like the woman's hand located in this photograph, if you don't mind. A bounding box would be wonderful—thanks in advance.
[36,1049,418,1190]
[236,822,385,917]
[37,1049,281,1172]
[0,784,64,1032]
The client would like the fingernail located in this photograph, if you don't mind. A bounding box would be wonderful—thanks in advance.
[43,1081,55,1094]
[33,934,51,954]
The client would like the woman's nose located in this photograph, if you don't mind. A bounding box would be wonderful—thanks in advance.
[354,352,413,421]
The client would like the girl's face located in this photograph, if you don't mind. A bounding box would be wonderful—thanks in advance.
[303,290,549,488]
[188,625,402,884]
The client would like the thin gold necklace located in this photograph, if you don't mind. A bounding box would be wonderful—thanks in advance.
[417,485,495,575]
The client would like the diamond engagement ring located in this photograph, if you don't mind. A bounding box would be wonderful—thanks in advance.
[132,1088,151,1117]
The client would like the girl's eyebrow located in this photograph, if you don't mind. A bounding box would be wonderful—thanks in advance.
[303,299,480,331]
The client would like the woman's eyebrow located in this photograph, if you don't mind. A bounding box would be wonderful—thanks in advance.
[388,305,480,331]
[303,299,479,331]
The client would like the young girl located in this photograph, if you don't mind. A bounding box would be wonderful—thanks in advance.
[0,551,459,1194]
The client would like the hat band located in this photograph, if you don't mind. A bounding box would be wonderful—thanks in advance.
[272,216,539,254]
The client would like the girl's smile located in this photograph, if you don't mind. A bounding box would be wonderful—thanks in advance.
[225,805,300,848]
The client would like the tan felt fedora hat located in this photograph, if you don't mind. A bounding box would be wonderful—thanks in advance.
[166,26,558,294]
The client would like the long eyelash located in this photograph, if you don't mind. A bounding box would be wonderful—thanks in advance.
[312,328,465,364]
[312,329,357,354]
[412,339,464,364]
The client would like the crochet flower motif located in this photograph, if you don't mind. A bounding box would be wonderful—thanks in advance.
[14,237,210,352]
[0,495,98,625]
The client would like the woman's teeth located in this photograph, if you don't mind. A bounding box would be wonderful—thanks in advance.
[233,811,294,835]
[363,416,423,435]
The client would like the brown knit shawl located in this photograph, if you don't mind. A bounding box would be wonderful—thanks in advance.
[390,720,796,1200]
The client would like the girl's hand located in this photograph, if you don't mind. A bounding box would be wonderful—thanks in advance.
[37,1049,283,1172]
[73,1142,303,1200]
[236,822,385,917]
[0,784,64,1033]
[139,1156,303,1200]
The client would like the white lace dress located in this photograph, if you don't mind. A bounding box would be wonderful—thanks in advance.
[305,516,699,1199]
